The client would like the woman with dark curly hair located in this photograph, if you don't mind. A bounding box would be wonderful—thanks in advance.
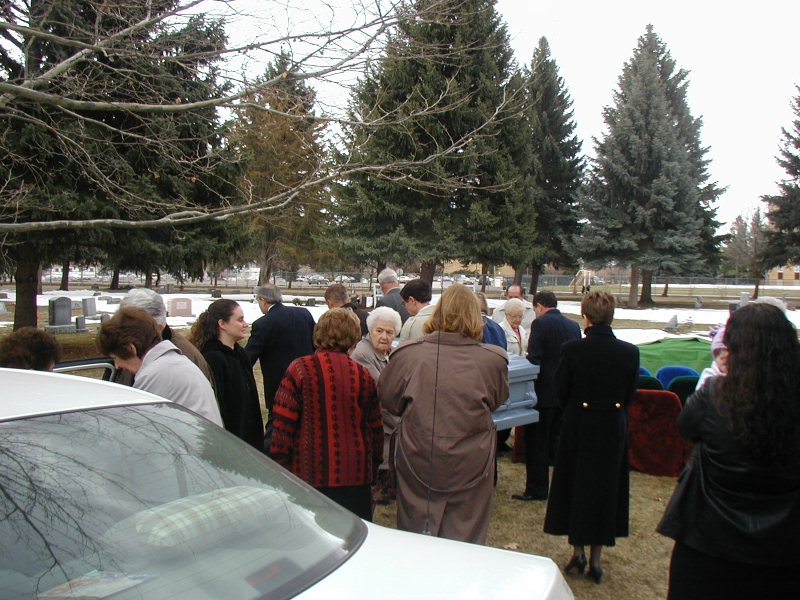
[0,327,61,371]
[658,302,800,599]
[190,299,263,449]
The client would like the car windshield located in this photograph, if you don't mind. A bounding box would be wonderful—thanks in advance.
[0,403,365,600]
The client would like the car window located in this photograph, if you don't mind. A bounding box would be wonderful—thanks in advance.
[0,403,365,600]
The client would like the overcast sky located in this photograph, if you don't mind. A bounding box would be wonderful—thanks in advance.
[495,1,800,231]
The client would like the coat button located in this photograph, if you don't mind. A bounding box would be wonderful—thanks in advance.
[582,402,589,408]
[615,402,621,409]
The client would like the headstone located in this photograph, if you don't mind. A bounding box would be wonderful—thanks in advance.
[71,300,82,310]
[75,316,88,332]
[93,291,101,296]
[740,292,750,306]
[107,297,121,304]
[664,315,678,333]
[211,290,223,299]
[82,297,97,317]
[100,313,111,324]
[49,297,72,326]
[0,302,7,314]
[45,297,75,334]
[694,296,703,309]
[0,292,8,299]
[167,297,193,317]
[305,298,316,307]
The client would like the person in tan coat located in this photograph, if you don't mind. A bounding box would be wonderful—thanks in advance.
[378,284,509,544]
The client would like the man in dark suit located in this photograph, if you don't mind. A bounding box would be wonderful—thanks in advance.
[324,283,369,336]
[376,268,409,323]
[246,284,315,452]
[513,290,581,501]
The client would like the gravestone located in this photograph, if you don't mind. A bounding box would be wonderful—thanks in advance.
[0,302,7,315]
[75,316,88,332]
[107,297,121,305]
[305,298,316,307]
[167,297,193,317]
[100,313,111,324]
[45,297,75,334]
[71,301,82,310]
[663,314,679,333]
[0,292,8,299]
[82,297,97,317]
[211,290,223,299]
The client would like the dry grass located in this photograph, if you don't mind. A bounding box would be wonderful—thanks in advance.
[374,437,676,600]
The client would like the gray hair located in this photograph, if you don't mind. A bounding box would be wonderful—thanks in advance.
[367,306,401,335]
[504,298,525,316]
[254,284,282,304]
[377,268,398,284]
[121,288,167,326]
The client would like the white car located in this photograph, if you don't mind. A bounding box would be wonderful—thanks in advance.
[0,369,573,600]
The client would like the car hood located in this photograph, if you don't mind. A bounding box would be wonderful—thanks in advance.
[297,521,573,599]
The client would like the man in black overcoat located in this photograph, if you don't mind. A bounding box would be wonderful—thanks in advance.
[245,284,315,452]
[513,291,581,501]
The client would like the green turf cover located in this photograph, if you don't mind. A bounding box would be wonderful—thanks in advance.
[636,336,712,375]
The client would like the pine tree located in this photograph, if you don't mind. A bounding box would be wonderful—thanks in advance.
[1,5,234,327]
[763,86,800,266]
[722,210,767,297]
[580,26,719,307]
[230,52,328,285]
[521,37,584,293]
[332,0,526,282]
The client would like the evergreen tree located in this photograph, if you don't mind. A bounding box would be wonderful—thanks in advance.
[230,52,328,285]
[521,37,583,293]
[763,86,800,266]
[1,4,235,326]
[580,26,720,306]
[722,210,767,297]
[332,0,527,282]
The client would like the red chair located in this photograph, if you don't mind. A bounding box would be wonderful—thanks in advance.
[628,389,690,477]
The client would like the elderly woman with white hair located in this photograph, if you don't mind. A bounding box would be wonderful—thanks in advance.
[350,306,402,380]
[499,297,529,357]
[350,305,402,503]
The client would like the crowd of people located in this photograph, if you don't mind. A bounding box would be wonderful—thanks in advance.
[2,272,798,597]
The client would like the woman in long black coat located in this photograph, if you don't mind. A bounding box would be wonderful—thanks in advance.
[543,291,639,584]
[190,299,264,450]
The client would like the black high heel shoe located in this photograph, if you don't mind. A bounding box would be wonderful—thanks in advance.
[587,565,603,584]
[564,554,587,575]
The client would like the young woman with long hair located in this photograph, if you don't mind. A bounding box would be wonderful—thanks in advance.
[190,299,263,450]
[658,302,800,599]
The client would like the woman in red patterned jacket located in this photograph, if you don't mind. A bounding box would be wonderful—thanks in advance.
[270,308,384,520]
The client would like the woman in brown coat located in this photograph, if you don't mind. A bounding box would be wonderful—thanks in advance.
[378,284,509,544]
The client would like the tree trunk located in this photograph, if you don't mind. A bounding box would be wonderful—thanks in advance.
[661,275,670,297]
[480,263,488,293]
[529,262,542,296]
[627,265,640,308]
[512,266,523,288]
[752,277,761,299]
[59,259,70,291]
[420,260,436,285]
[639,270,654,305]
[37,264,43,295]
[14,246,40,329]
[110,267,120,290]
[145,272,153,288]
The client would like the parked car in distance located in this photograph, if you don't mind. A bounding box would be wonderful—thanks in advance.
[0,369,572,600]
[334,275,354,283]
